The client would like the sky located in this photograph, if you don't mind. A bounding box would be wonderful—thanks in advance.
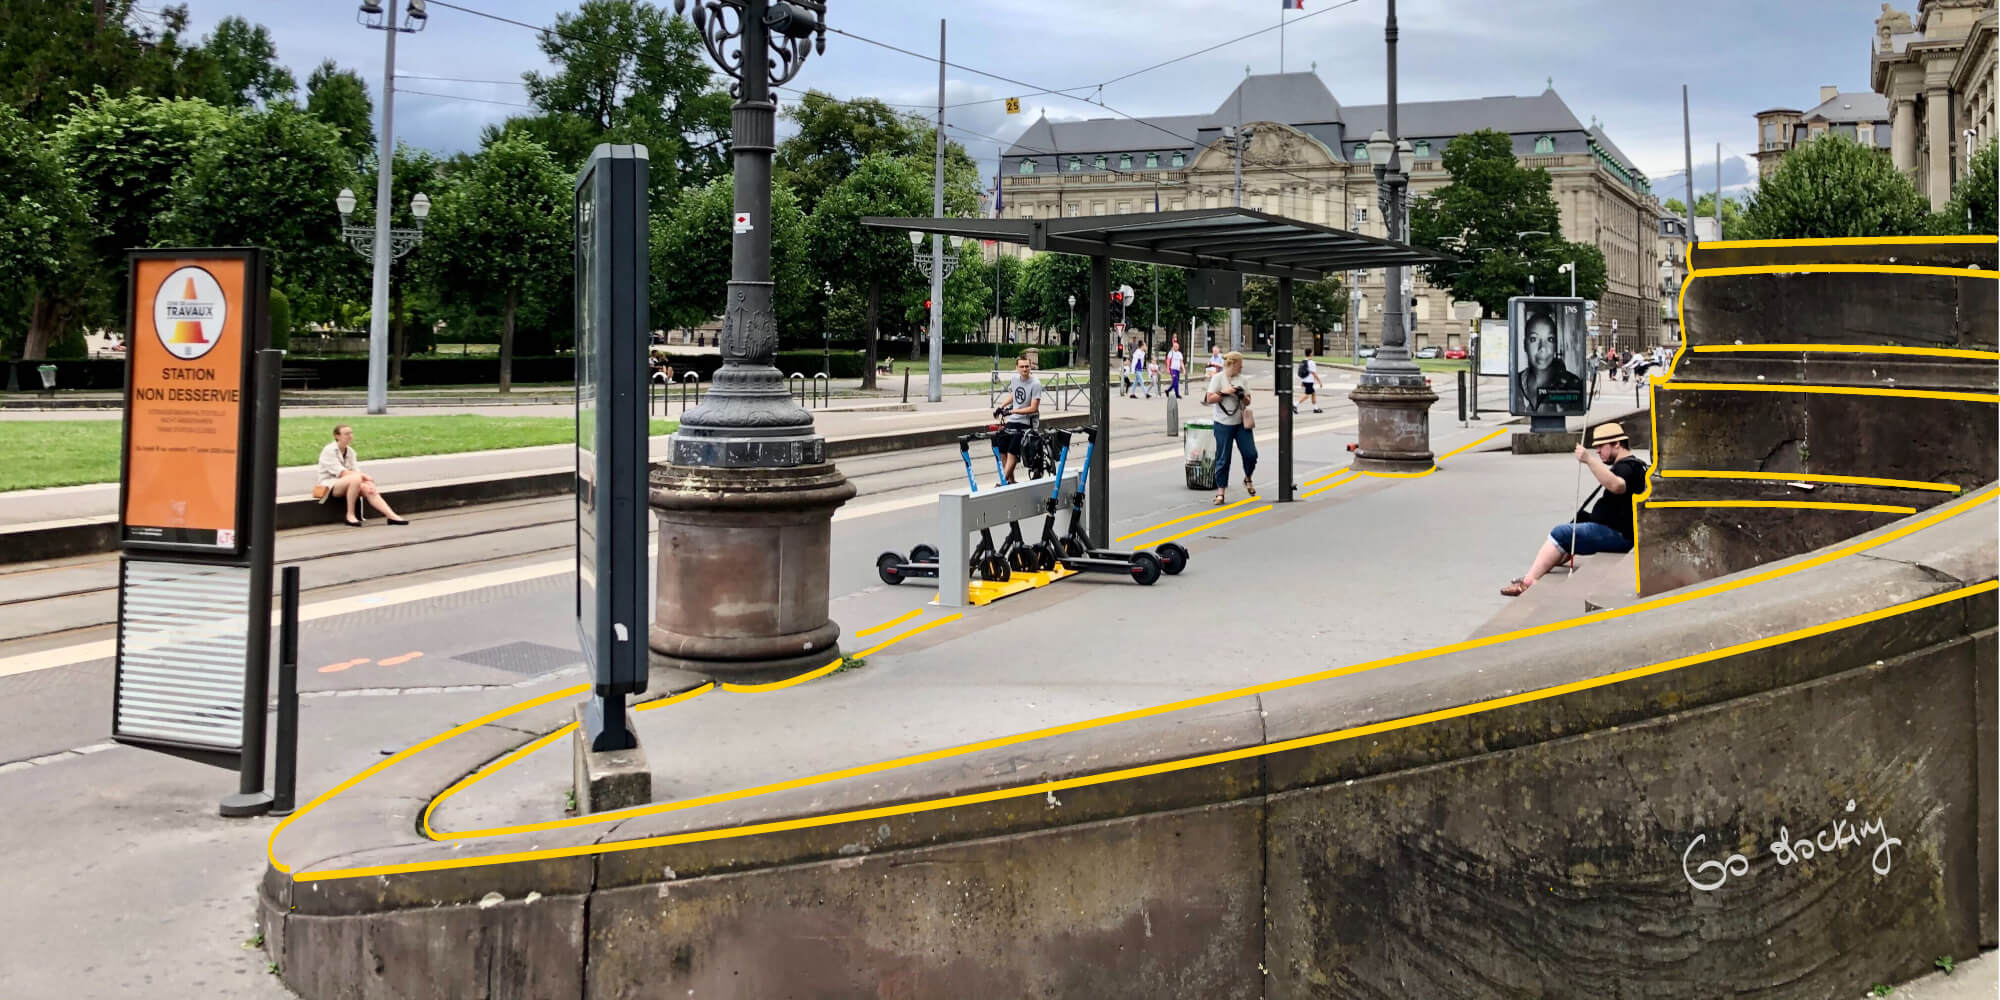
[178,0,1903,200]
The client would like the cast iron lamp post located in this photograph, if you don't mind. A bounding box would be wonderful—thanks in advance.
[1346,0,1438,472]
[909,230,960,280]
[335,188,429,262]
[651,0,855,684]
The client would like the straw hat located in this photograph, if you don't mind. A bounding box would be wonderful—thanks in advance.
[1587,422,1629,447]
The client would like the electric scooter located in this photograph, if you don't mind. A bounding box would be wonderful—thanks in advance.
[877,433,1011,585]
[1061,425,1189,577]
[1033,430,1165,585]
[987,427,1042,572]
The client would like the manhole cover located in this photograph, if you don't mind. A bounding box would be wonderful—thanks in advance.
[453,641,582,676]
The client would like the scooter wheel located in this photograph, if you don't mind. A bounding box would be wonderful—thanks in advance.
[1006,546,1031,572]
[979,554,1011,582]
[1035,542,1061,572]
[1061,535,1088,559]
[910,544,938,565]
[1128,551,1162,585]
[1155,542,1189,576]
[876,552,907,585]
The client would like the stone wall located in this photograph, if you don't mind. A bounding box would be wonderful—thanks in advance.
[1636,239,1997,596]
[262,486,1997,999]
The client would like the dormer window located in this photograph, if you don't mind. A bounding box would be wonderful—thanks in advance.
[1353,144,1369,160]
[1534,135,1555,153]
[1018,159,1036,174]
[1413,140,1431,157]
[1068,157,1082,172]
[1171,152,1185,167]
[1119,154,1132,170]
[1146,152,1159,168]
[1094,155,1107,170]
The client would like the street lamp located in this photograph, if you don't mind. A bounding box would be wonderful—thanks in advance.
[1068,293,1077,351]
[1557,260,1576,298]
[822,280,833,376]
[908,230,960,281]
[355,0,427,415]
[1362,128,1416,376]
[334,188,429,262]
[653,0,853,685]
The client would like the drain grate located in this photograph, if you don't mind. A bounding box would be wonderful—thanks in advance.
[452,641,583,676]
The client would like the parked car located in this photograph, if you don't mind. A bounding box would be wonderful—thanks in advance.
[1358,345,1377,359]
[1443,347,1469,360]
[1414,346,1442,359]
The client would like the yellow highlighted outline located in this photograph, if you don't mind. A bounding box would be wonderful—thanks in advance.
[1302,473,1358,498]
[1700,235,1997,249]
[1301,467,1354,488]
[422,722,579,842]
[305,490,1997,866]
[1657,381,2000,405]
[632,681,718,714]
[854,608,922,638]
[1690,344,2000,361]
[1645,500,1917,514]
[302,575,1998,881]
[1692,263,1998,281]
[1149,504,1269,545]
[719,661,846,693]
[1661,471,1962,493]
[1114,496,1257,542]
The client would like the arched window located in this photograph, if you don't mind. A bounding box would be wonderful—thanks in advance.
[1353,144,1369,161]
[1018,159,1036,174]
[1119,154,1133,170]
[1534,135,1555,154]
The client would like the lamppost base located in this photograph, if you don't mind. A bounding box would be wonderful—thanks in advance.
[647,460,856,685]
[1347,381,1439,473]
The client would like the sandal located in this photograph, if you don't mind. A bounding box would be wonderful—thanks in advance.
[1500,578,1531,597]
[1244,480,1257,497]
[1213,493,1227,506]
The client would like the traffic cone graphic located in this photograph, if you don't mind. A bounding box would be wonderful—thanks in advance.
[169,277,209,344]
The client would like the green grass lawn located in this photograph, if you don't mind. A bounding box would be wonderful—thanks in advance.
[0,415,676,492]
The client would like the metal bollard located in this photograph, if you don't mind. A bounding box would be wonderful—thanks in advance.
[271,565,300,816]
[1166,393,1180,435]
[902,367,909,404]
[1457,370,1467,425]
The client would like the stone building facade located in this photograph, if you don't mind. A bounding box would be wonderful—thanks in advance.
[1872,0,1998,208]
[1754,86,1895,179]
[998,72,1665,352]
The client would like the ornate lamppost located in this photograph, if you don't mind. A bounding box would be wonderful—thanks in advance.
[909,230,960,280]
[651,0,855,684]
[1347,0,1438,473]
[355,0,427,415]
[336,188,427,388]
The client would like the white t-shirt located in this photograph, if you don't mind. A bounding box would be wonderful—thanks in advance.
[1207,371,1244,426]
[1168,349,1184,372]
[1207,352,1224,372]
[1300,359,1318,384]
[1130,345,1145,373]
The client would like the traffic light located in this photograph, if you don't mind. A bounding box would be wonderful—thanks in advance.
[923,299,932,310]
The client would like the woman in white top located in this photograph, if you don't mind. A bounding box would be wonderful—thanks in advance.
[318,424,407,526]
[1202,352,1259,505]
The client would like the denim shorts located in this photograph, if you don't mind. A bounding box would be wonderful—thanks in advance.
[1550,522,1632,556]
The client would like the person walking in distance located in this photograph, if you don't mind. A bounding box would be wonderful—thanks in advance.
[1126,340,1149,398]
[1294,355,1324,414]
[1499,422,1647,596]
[1203,351,1259,505]
[994,355,1043,484]
[1167,338,1185,398]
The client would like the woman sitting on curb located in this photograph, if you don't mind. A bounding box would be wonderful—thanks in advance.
[317,424,408,527]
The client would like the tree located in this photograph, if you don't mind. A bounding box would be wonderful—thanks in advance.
[515,0,731,190]
[352,145,445,385]
[0,105,94,359]
[1409,129,1605,316]
[650,174,812,338]
[0,0,154,127]
[157,106,361,320]
[53,91,232,328]
[420,137,571,391]
[1663,192,1747,240]
[990,253,1024,341]
[1737,135,1932,239]
[808,154,929,388]
[201,16,295,108]
[776,91,928,214]
[304,60,374,161]
[1939,140,1997,235]
[1014,251,1092,346]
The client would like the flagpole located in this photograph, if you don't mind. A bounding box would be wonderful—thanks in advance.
[1280,6,1286,72]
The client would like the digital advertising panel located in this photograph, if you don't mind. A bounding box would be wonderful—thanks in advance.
[1506,296,1589,418]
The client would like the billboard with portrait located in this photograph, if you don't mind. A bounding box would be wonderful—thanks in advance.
[1506,296,1589,417]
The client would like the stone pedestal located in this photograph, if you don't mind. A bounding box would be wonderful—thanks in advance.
[647,462,856,684]
[572,704,649,814]
[1347,382,1439,472]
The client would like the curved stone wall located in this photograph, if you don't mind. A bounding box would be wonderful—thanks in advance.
[261,483,1997,999]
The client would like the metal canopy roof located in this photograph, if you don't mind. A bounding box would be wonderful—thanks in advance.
[862,208,1456,282]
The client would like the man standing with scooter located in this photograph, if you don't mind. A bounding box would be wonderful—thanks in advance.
[996,355,1042,484]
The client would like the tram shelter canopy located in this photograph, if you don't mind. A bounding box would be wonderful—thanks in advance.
[860,208,1458,546]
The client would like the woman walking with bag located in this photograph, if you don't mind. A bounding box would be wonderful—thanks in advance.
[1202,351,1259,505]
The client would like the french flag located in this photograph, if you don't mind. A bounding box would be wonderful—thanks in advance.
[1282,0,1303,8]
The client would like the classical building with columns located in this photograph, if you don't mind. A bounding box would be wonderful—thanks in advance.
[998,72,1664,352]
[1872,0,1998,209]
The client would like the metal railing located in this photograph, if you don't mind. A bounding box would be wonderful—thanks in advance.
[651,371,702,415]
[786,372,831,409]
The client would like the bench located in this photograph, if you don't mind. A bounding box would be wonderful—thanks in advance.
[876,359,896,375]
[280,367,317,390]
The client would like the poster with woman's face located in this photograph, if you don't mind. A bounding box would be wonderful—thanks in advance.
[1507,297,1588,417]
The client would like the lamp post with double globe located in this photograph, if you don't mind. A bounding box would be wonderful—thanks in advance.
[354,0,427,414]
[335,187,428,388]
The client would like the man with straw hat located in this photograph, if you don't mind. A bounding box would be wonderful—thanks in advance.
[1500,422,1647,596]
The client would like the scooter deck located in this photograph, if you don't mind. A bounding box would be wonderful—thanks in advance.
[930,564,1077,607]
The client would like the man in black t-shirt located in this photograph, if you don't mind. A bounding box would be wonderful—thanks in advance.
[1501,422,1648,596]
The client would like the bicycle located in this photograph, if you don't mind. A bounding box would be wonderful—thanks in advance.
[992,407,1055,484]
